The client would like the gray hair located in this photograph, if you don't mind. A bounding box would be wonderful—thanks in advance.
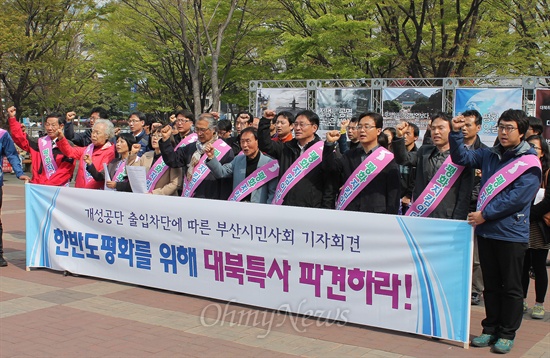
[197,113,217,132]
[94,119,115,139]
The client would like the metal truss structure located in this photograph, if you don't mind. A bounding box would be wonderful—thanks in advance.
[249,77,550,116]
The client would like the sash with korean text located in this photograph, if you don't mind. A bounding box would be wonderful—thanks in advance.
[477,154,541,212]
[82,143,95,184]
[38,136,58,179]
[272,141,323,205]
[182,139,230,197]
[336,147,394,210]
[147,133,198,192]
[228,159,280,202]
[406,156,465,217]
[112,160,127,182]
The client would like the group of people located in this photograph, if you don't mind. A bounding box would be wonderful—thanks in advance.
[1,103,549,354]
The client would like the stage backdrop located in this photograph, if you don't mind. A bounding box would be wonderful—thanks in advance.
[255,88,308,118]
[315,88,372,137]
[454,88,523,146]
[26,184,473,344]
[382,87,443,145]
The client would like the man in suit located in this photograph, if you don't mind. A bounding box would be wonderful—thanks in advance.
[204,127,277,204]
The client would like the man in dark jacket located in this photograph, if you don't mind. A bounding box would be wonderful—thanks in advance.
[393,112,473,220]
[450,109,541,354]
[461,109,488,306]
[323,112,400,214]
[63,107,106,147]
[160,113,233,200]
[258,109,336,208]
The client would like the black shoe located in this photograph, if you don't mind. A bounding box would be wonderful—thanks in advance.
[471,293,481,305]
[0,255,7,267]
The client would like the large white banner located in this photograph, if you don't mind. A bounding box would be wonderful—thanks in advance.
[26,184,473,343]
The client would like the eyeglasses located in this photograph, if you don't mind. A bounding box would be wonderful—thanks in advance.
[356,124,376,131]
[128,120,142,124]
[195,127,211,133]
[293,122,312,129]
[529,143,542,150]
[175,118,191,123]
[497,125,518,133]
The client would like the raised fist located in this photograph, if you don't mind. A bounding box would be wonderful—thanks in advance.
[7,106,16,118]
[204,143,215,159]
[325,130,341,143]
[395,121,409,138]
[263,110,276,120]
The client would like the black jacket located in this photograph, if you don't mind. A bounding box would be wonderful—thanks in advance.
[323,143,400,214]
[159,139,234,200]
[258,117,336,208]
[393,136,474,220]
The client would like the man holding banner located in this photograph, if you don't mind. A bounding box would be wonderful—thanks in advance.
[0,127,30,266]
[393,112,473,219]
[323,112,400,213]
[258,109,336,208]
[204,127,278,204]
[450,109,542,354]
[159,113,234,200]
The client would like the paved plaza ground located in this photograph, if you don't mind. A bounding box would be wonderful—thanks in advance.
[1,176,549,357]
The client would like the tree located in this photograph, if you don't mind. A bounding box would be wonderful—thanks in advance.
[0,0,97,122]
[94,0,264,115]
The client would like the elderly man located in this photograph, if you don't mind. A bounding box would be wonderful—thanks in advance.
[160,113,234,200]
[56,119,116,189]
[8,106,75,186]
[205,127,277,204]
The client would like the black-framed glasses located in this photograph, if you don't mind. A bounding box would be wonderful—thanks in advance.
[496,125,518,133]
[356,124,376,131]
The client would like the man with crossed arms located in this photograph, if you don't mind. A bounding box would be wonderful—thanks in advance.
[450,109,541,354]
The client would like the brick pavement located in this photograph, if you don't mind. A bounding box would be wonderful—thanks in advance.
[1,176,549,357]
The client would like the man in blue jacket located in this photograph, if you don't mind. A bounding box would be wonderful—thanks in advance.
[449,109,541,354]
[0,128,30,266]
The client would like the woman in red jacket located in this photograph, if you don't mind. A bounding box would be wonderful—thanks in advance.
[57,119,115,189]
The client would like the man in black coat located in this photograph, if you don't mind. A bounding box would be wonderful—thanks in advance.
[393,112,474,220]
[258,109,336,208]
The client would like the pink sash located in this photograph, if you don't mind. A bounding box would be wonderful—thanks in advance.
[336,147,395,210]
[82,144,95,184]
[38,136,58,179]
[146,133,198,192]
[0,129,6,139]
[182,139,230,197]
[406,156,465,217]
[272,141,324,205]
[112,160,126,182]
[477,155,541,211]
[228,159,280,202]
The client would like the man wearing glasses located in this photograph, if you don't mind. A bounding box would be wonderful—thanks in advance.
[160,113,234,200]
[258,109,336,208]
[7,106,76,186]
[449,109,541,354]
[393,112,473,220]
[173,109,195,144]
[63,107,107,147]
[127,111,149,156]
